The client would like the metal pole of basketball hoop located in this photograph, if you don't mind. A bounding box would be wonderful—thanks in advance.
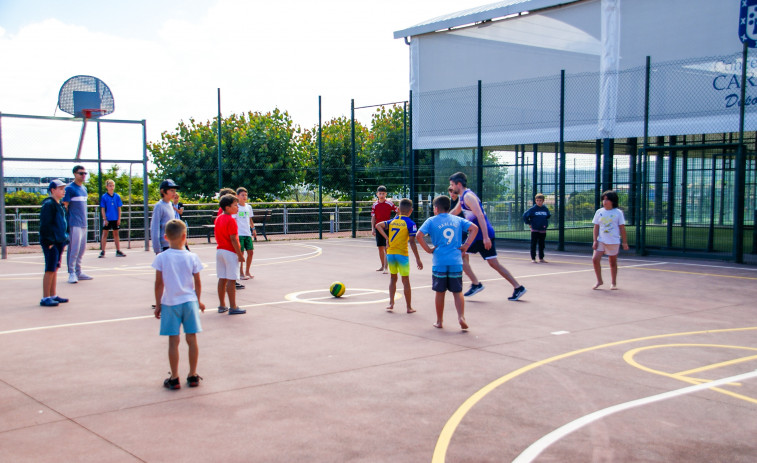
[0,112,6,259]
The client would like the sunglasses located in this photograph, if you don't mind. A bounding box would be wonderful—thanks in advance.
[76,171,87,175]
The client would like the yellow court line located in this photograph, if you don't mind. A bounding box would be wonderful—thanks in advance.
[432,326,757,463]
[626,266,757,280]
[623,344,757,405]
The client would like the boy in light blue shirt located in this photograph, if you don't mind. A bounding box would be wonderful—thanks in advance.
[416,195,478,331]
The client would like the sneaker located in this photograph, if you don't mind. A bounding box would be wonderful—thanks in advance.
[52,296,69,303]
[77,273,93,281]
[163,376,181,390]
[235,282,245,290]
[98,251,105,258]
[508,286,527,301]
[187,374,203,387]
[116,250,126,257]
[228,307,247,315]
[218,306,229,313]
[68,273,78,284]
[40,297,59,307]
[464,283,484,297]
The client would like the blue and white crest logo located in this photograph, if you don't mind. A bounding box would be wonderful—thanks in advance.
[740,0,757,46]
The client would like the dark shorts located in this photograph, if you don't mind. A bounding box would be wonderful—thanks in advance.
[375,233,387,247]
[431,265,464,293]
[103,221,120,231]
[467,239,498,260]
[42,242,65,273]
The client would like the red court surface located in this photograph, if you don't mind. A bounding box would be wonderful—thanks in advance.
[1,238,756,462]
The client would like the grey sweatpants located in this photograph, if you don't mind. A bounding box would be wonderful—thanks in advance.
[67,226,87,275]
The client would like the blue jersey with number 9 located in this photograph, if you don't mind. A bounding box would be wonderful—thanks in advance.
[418,213,473,266]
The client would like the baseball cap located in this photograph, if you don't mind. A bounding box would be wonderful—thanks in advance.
[159,179,180,190]
[48,179,66,191]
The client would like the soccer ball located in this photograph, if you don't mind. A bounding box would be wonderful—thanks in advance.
[329,281,346,298]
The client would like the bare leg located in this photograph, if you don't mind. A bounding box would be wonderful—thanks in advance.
[462,253,479,285]
[168,335,180,379]
[217,279,227,306]
[245,250,254,278]
[487,258,520,288]
[51,270,58,297]
[43,271,55,298]
[609,255,619,289]
[452,291,467,330]
[386,274,397,311]
[101,229,108,252]
[114,230,121,251]
[376,246,386,271]
[185,333,198,377]
[226,279,237,308]
[592,251,604,289]
[401,275,415,313]
[434,291,445,328]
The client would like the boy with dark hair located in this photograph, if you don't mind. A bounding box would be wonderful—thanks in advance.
[523,193,551,263]
[449,171,526,301]
[99,179,126,258]
[416,195,478,331]
[375,198,423,313]
[215,194,246,314]
[39,179,69,307]
[151,179,179,254]
[153,219,205,389]
[235,187,257,280]
[63,165,92,283]
[370,185,397,273]
[592,190,629,290]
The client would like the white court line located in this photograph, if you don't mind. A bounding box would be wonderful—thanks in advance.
[513,369,757,463]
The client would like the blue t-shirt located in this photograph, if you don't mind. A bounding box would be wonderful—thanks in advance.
[100,192,123,221]
[461,189,496,242]
[63,183,89,228]
[418,213,473,267]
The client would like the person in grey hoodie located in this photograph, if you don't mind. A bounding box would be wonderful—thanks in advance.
[39,179,70,306]
[523,193,551,263]
[151,179,180,254]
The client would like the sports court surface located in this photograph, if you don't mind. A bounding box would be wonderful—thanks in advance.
[1,238,756,462]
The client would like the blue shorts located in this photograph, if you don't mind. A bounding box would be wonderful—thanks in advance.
[159,300,202,336]
[387,254,410,277]
[431,265,463,293]
[42,242,65,273]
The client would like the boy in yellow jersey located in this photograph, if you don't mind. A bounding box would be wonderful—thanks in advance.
[375,199,423,313]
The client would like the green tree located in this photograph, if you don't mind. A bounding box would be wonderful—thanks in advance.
[363,105,408,197]
[85,165,156,203]
[149,110,305,201]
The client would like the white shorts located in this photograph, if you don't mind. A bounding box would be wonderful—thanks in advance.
[216,249,240,280]
[596,242,620,256]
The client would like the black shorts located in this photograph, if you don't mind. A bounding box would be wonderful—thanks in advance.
[375,233,387,247]
[467,239,498,259]
[42,242,65,272]
[103,221,120,231]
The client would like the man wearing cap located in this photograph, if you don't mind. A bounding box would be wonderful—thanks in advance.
[63,165,93,283]
[151,179,180,254]
[39,179,70,306]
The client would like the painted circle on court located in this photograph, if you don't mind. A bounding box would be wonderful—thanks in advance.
[285,288,391,305]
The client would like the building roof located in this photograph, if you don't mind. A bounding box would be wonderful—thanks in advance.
[393,0,581,39]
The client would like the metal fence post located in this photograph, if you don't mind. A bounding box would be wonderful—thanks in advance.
[351,99,356,238]
[318,95,323,240]
[409,90,415,220]
[477,80,483,196]
[639,56,651,256]
[0,112,5,259]
[558,70,566,252]
[733,42,748,263]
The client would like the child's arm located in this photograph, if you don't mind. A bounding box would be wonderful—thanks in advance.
[101,206,108,224]
[619,224,629,250]
[522,208,531,225]
[409,237,423,270]
[460,224,478,253]
[371,215,377,236]
[117,206,122,225]
[193,272,206,312]
[230,234,244,262]
[592,224,599,250]
[154,270,164,319]
[415,231,433,254]
[375,221,388,241]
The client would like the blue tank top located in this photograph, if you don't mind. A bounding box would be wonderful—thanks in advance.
[460,189,495,241]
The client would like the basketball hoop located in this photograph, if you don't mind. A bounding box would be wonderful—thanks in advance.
[56,75,115,159]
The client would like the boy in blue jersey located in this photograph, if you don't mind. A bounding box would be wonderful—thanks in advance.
[375,199,423,313]
[416,195,478,331]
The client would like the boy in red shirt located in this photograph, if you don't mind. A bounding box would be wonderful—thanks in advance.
[214,194,246,315]
[370,185,397,273]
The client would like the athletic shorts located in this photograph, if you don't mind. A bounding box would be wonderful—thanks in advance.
[466,239,498,260]
[239,235,254,251]
[596,242,620,256]
[159,300,202,336]
[431,265,463,293]
[387,254,410,277]
[102,221,120,231]
[216,249,240,280]
[42,242,65,273]
[375,232,387,247]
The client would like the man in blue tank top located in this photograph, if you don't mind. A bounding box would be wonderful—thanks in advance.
[449,172,526,301]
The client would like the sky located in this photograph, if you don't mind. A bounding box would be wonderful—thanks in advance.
[0,0,490,171]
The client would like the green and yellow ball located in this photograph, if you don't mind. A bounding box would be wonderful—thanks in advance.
[329,281,346,298]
